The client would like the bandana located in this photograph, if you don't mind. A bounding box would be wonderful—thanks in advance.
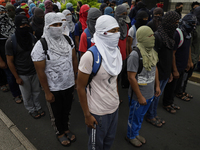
[66,3,73,9]
[99,3,107,14]
[28,3,36,17]
[0,5,15,38]
[104,7,114,17]
[39,3,45,12]
[122,3,131,23]
[157,11,180,49]
[87,8,102,37]
[20,3,30,18]
[57,12,69,36]
[62,10,75,33]
[79,4,90,31]
[42,12,71,56]
[44,0,53,14]
[135,11,148,30]
[5,4,15,20]
[115,5,127,40]
[94,15,122,76]
[136,26,158,71]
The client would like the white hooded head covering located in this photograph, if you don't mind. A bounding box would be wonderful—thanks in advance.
[42,12,71,56]
[93,15,122,76]
[62,10,75,33]
[57,12,69,36]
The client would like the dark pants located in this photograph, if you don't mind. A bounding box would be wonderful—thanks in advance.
[87,109,118,150]
[3,68,21,97]
[0,69,7,86]
[50,86,74,135]
[180,64,196,93]
[162,71,184,106]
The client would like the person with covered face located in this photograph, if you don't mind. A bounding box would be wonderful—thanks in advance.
[5,4,15,21]
[44,0,53,14]
[0,5,23,104]
[74,4,89,52]
[31,12,78,146]
[115,5,129,61]
[126,26,160,147]
[175,2,183,18]
[77,15,122,150]
[162,14,197,113]
[79,8,101,57]
[147,7,163,32]
[30,7,44,40]
[5,15,44,118]
[122,2,131,28]
[146,11,180,126]
[127,11,148,56]
[104,7,114,17]
[62,10,75,41]
[57,12,69,36]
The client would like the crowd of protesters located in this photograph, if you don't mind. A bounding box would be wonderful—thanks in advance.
[0,0,200,149]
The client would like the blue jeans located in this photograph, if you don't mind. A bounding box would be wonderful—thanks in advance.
[87,109,118,150]
[127,97,153,139]
[146,79,169,119]
[3,68,21,97]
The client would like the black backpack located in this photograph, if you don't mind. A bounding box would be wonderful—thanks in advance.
[121,47,143,89]
[40,35,73,60]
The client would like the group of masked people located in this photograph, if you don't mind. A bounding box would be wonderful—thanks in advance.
[1,0,200,149]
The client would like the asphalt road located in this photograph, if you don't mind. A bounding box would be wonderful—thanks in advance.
[0,81,200,150]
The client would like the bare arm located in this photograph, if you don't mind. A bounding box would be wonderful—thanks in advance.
[128,71,147,105]
[33,60,55,103]
[75,36,79,52]
[0,55,7,69]
[77,70,98,128]
[127,36,133,56]
[155,67,161,97]
[186,47,193,71]
[172,50,179,79]
[6,55,23,85]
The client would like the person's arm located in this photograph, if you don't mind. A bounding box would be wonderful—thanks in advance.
[33,60,55,103]
[77,70,98,129]
[0,55,7,69]
[75,36,79,51]
[186,47,193,71]
[155,67,161,97]
[127,36,133,56]
[172,50,179,79]
[72,47,78,87]
[6,55,23,85]
[127,71,147,105]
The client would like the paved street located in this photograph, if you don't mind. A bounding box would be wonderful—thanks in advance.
[0,81,200,150]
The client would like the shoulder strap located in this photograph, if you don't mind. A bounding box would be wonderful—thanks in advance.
[176,28,184,48]
[63,35,73,48]
[40,38,50,60]
[78,21,82,34]
[134,47,143,74]
[11,34,17,55]
[84,28,91,49]
[87,46,102,94]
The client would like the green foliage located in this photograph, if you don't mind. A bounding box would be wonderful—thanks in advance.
[57,0,101,12]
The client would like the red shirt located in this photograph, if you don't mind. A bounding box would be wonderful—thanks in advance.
[79,32,95,53]
[118,24,129,60]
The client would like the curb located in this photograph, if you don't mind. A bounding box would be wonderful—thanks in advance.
[0,109,37,150]
[189,72,200,84]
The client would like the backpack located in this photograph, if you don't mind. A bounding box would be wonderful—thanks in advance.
[176,28,184,48]
[40,35,73,60]
[11,33,36,54]
[87,46,102,94]
[121,47,143,89]
[84,28,92,49]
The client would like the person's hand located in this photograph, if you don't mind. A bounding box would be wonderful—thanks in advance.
[45,92,55,103]
[16,78,23,85]
[185,62,194,71]
[0,60,7,69]
[155,86,161,97]
[138,96,147,105]
[173,70,179,79]
[85,114,98,129]
[168,73,173,83]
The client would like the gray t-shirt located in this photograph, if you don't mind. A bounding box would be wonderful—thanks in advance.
[5,36,36,76]
[128,25,138,49]
[127,50,156,101]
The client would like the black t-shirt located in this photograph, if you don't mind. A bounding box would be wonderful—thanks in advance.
[173,30,191,72]
[0,34,8,62]
[5,35,36,75]
[154,31,173,80]
[147,20,157,32]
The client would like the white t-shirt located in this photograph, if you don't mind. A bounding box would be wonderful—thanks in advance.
[54,2,61,10]
[31,38,75,91]
[128,25,138,48]
[79,51,119,116]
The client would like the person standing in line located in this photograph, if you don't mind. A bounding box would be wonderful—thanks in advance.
[31,12,78,146]
[126,26,160,147]
[6,15,44,118]
[77,15,122,150]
